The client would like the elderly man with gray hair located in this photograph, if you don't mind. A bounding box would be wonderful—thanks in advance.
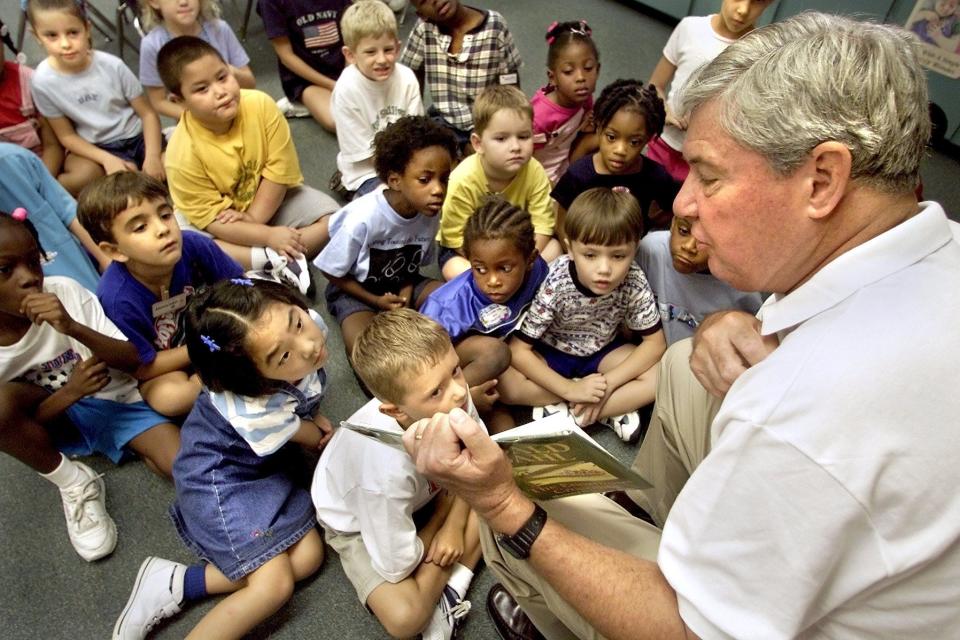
[403,11,960,640]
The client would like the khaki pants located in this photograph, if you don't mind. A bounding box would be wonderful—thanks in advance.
[480,339,723,639]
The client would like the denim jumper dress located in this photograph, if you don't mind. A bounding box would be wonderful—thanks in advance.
[170,377,323,581]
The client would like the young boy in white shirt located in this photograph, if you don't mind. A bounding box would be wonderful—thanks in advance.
[312,309,482,640]
[331,0,424,198]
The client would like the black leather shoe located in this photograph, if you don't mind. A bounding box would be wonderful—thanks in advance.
[487,584,545,640]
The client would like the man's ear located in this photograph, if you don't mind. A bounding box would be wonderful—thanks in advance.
[342,45,355,66]
[98,241,129,263]
[806,141,851,220]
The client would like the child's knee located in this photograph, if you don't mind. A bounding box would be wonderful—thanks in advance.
[250,564,296,609]
[290,531,325,580]
[376,597,432,639]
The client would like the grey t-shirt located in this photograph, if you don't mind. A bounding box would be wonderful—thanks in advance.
[32,51,143,144]
[638,231,765,345]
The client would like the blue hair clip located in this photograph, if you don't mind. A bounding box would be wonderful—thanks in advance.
[230,278,254,286]
[201,335,220,352]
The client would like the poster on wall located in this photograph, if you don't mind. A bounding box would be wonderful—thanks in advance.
[905,0,960,78]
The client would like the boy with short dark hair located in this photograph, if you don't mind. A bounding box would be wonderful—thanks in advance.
[331,0,424,198]
[312,309,482,640]
[637,215,765,345]
[157,36,338,289]
[438,84,560,280]
[313,115,455,360]
[78,172,243,417]
[400,0,522,150]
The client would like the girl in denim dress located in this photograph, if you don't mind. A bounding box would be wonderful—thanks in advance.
[113,279,333,639]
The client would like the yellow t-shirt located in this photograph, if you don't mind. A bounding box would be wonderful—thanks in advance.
[165,89,303,229]
[438,154,554,250]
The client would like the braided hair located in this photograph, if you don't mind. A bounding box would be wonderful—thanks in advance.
[593,78,666,139]
[545,20,599,69]
[462,196,535,260]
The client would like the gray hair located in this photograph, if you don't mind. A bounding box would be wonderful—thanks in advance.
[679,12,930,194]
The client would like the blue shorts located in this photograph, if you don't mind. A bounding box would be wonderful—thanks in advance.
[56,397,170,463]
[96,133,146,168]
[351,176,382,200]
[427,105,472,155]
[438,246,462,270]
[532,337,629,379]
[325,276,435,324]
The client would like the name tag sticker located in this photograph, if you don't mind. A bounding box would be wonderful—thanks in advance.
[479,303,512,329]
[151,292,189,318]
[499,73,518,85]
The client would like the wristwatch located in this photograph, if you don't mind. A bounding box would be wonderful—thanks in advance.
[497,504,548,559]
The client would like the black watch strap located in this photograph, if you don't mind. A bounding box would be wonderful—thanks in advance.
[497,504,548,559]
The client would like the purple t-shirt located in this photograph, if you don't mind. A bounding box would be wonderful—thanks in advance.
[551,154,680,234]
[421,256,549,342]
[139,20,250,88]
[257,0,350,87]
[97,231,243,364]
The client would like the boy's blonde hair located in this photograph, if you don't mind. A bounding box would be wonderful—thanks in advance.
[564,187,643,247]
[341,0,398,50]
[138,0,221,33]
[472,84,533,137]
[352,309,452,405]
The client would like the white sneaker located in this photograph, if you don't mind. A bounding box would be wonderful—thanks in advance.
[113,557,186,640]
[531,402,570,422]
[276,96,311,118]
[603,411,643,444]
[250,247,313,296]
[59,461,117,561]
[422,585,471,640]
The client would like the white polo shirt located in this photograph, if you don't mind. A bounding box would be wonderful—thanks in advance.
[658,202,960,638]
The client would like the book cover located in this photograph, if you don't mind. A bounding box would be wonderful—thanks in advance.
[341,410,650,500]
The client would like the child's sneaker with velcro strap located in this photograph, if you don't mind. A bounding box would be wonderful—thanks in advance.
[113,556,186,640]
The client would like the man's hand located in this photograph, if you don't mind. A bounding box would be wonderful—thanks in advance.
[62,356,110,399]
[469,379,499,414]
[690,310,779,397]
[20,292,77,334]
[403,409,528,531]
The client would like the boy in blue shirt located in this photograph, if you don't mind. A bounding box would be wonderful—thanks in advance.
[78,173,243,417]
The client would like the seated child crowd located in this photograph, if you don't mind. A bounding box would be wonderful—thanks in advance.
[0,0,776,637]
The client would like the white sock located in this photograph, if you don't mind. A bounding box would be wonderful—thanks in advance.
[446,563,474,599]
[249,246,269,270]
[40,454,84,489]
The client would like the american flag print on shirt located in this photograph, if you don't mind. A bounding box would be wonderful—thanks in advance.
[303,21,339,50]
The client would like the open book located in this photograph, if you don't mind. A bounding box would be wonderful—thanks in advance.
[341,412,651,500]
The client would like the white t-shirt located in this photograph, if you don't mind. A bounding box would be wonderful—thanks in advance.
[658,203,960,638]
[31,51,143,144]
[660,16,732,152]
[331,63,424,190]
[0,276,140,404]
[637,231,764,345]
[312,398,481,582]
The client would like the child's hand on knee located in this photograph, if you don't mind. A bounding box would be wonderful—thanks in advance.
[564,373,607,404]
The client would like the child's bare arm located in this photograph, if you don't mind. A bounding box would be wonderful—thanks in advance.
[603,329,666,391]
[129,95,165,181]
[205,218,306,260]
[231,65,256,89]
[34,356,109,422]
[20,292,141,372]
[145,86,185,120]
[134,345,191,381]
[67,218,111,271]
[509,336,606,404]
[46,116,135,174]
[323,272,408,310]
[290,414,334,451]
[38,116,64,176]
[268,37,335,90]
[244,177,288,224]
[648,56,676,100]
